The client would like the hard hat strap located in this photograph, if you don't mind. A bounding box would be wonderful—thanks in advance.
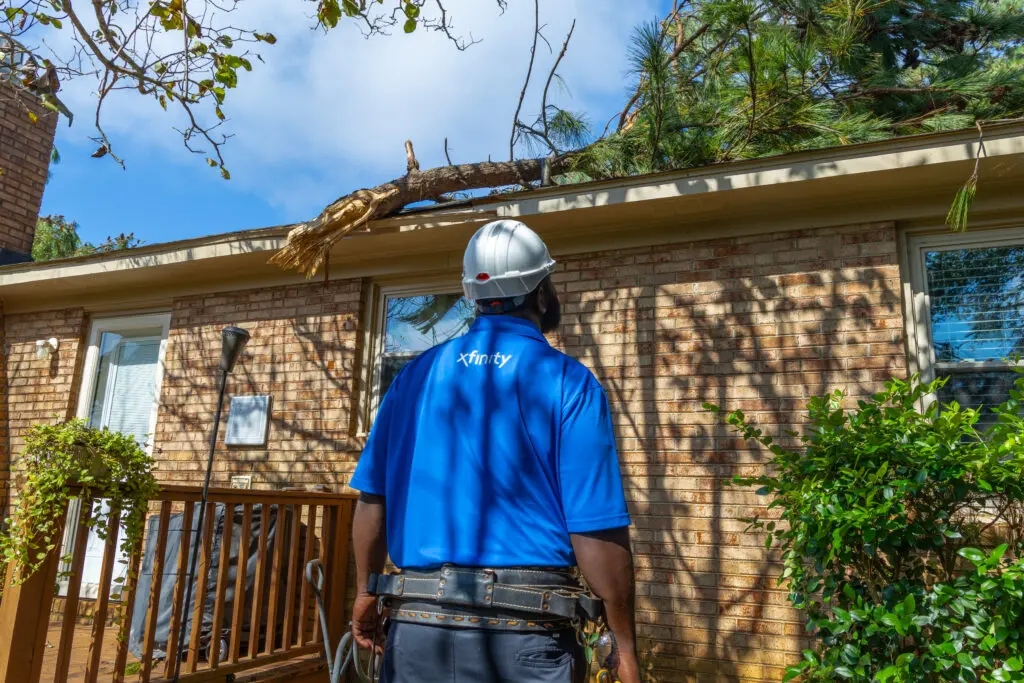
[475,295,528,315]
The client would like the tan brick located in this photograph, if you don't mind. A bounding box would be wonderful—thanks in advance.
[0,85,56,256]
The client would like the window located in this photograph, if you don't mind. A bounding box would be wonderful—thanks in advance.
[370,290,474,414]
[907,228,1024,421]
[61,313,171,598]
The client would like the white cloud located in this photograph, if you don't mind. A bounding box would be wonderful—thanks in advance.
[55,0,661,219]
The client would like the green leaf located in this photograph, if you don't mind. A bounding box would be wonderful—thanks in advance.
[403,17,417,33]
[318,0,341,28]
[959,548,986,565]
[220,167,231,180]
[875,666,899,682]
[1005,657,1023,672]
[963,626,984,640]
[834,666,855,678]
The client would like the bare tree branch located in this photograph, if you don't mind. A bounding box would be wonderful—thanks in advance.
[405,139,420,173]
[540,19,575,137]
[510,0,540,161]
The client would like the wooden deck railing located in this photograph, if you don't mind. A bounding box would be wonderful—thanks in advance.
[0,485,356,683]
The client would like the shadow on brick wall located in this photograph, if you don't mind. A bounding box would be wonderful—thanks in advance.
[556,224,905,681]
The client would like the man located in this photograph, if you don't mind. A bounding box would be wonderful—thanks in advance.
[349,219,639,683]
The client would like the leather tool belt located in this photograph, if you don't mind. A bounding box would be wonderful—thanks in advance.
[368,566,603,632]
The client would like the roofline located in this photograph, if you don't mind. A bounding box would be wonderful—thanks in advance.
[3,121,1023,288]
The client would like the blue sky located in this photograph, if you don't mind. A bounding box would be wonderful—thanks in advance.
[40,0,668,248]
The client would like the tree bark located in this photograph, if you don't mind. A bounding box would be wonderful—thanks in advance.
[271,152,569,276]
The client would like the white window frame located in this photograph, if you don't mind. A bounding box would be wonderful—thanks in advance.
[358,283,471,434]
[904,226,1024,407]
[75,312,172,450]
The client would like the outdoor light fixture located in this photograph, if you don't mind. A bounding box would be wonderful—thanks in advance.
[172,325,250,681]
[35,337,59,359]
[220,326,250,373]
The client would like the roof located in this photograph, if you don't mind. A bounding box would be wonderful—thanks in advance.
[3,122,1024,313]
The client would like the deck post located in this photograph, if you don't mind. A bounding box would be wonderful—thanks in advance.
[0,517,67,683]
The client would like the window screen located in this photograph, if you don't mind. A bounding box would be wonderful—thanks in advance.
[924,244,1024,415]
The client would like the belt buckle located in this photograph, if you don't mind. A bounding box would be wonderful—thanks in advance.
[436,567,495,608]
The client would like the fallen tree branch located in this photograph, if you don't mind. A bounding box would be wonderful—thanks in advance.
[270,152,571,276]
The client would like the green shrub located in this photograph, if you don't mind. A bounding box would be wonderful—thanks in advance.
[708,372,1024,682]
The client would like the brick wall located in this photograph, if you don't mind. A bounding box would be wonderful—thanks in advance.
[0,220,906,681]
[153,279,366,489]
[0,86,56,260]
[549,221,906,682]
[0,308,87,510]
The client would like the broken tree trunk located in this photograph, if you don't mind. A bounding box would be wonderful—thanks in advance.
[270,143,569,277]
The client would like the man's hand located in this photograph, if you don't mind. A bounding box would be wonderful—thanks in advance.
[351,591,383,652]
[612,649,642,683]
[571,527,639,683]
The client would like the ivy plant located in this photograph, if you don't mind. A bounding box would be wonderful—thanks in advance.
[707,372,1024,682]
[0,420,158,589]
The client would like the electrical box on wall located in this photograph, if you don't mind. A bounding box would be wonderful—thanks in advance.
[225,395,271,447]
[230,475,253,489]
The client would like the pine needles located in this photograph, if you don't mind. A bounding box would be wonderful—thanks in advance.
[946,175,977,233]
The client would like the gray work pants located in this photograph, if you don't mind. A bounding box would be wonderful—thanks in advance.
[380,622,588,683]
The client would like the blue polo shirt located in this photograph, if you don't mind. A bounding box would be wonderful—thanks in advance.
[349,315,630,569]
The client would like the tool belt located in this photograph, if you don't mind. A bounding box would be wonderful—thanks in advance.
[368,566,603,632]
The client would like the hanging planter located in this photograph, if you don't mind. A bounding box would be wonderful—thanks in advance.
[0,419,158,586]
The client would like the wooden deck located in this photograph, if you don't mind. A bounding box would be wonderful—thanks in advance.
[37,623,328,683]
[39,623,138,682]
[0,487,353,683]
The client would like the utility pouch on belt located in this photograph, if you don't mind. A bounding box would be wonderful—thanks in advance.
[368,566,602,631]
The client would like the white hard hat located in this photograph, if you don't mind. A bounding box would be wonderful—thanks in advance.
[461,220,556,302]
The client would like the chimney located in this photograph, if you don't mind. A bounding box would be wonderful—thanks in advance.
[0,85,58,265]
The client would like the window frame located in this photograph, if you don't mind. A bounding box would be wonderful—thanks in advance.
[904,226,1024,407]
[358,282,472,435]
[74,312,172,452]
[61,311,171,598]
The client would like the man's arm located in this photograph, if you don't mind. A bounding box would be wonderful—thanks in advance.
[572,527,640,683]
[351,493,387,649]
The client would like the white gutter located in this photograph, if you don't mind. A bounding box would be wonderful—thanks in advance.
[2,122,1023,290]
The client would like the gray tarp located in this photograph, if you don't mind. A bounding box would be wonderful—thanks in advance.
[128,503,305,663]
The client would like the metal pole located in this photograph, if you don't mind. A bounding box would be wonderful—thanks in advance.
[172,368,229,682]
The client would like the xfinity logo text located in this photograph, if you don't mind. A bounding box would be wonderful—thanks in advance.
[457,350,513,368]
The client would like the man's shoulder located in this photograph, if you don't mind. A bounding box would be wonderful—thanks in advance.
[535,345,604,397]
